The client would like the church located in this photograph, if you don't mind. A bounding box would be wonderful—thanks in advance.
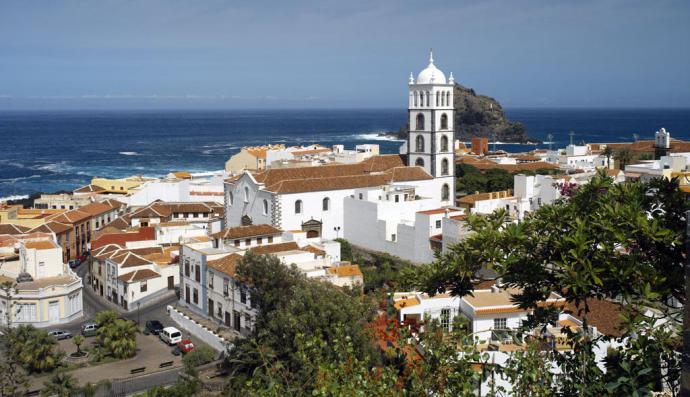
[224,52,458,246]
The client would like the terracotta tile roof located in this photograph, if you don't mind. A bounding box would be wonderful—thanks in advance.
[327,264,363,278]
[29,221,72,235]
[172,171,192,179]
[78,202,118,217]
[458,190,512,205]
[118,268,160,283]
[457,156,559,172]
[103,215,131,230]
[24,240,57,250]
[131,203,172,218]
[562,298,624,337]
[49,209,91,224]
[207,253,243,277]
[16,275,77,290]
[211,224,282,240]
[604,139,690,153]
[0,224,31,235]
[249,241,300,255]
[74,184,106,193]
[301,244,326,256]
[91,227,155,250]
[417,208,450,215]
[92,244,123,260]
[393,296,421,310]
[513,155,542,162]
[117,252,154,268]
[429,234,443,242]
[291,148,331,157]
[450,214,468,221]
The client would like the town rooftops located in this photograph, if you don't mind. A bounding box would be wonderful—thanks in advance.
[91,227,155,250]
[15,275,78,290]
[103,214,132,231]
[29,221,72,235]
[118,268,160,283]
[212,224,282,240]
[0,224,31,235]
[458,190,513,205]
[49,209,91,224]
[24,240,58,250]
[73,184,106,194]
[207,253,243,277]
[463,287,565,315]
[457,155,559,172]
[131,201,223,218]
[249,241,301,255]
[79,201,122,216]
[327,264,363,278]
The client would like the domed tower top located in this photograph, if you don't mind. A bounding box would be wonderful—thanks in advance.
[415,50,447,85]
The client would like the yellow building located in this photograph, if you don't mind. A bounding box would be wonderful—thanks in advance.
[225,144,285,173]
[0,204,65,228]
[91,176,155,194]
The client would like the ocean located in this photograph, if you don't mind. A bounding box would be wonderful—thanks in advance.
[1,108,690,199]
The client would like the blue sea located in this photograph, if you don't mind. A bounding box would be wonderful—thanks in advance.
[1,108,690,199]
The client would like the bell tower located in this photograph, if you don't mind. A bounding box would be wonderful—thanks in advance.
[407,50,455,205]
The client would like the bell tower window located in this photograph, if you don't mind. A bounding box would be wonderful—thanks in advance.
[416,113,425,130]
[416,135,425,152]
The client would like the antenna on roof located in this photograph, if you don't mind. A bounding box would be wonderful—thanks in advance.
[547,133,554,151]
[568,131,575,146]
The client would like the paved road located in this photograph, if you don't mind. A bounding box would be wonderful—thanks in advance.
[60,261,177,335]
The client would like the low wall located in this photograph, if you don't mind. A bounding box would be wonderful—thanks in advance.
[168,305,232,353]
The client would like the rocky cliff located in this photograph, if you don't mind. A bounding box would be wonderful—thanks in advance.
[392,83,535,144]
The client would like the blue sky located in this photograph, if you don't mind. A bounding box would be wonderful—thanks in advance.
[0,0,688,109]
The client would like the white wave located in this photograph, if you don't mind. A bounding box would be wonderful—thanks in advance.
[0,195,29,202]
[355,133,405,142]
[34,161,70,173]
[0,174,42,183]
[119,151,140,156]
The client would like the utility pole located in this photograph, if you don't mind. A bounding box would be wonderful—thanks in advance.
[547,133,554,151]
[683,210,690,396]
[569,131,575,146]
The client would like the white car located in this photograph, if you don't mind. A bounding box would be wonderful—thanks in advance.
[159,326,182,345]
[48,329,72,340]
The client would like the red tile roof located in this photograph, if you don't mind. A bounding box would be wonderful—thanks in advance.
[211,224,282,240]
[0,224,31,235]
[118,268,160,283]
[91,227,155,250]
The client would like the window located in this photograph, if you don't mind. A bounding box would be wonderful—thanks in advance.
[358,193,363,200]
[440,308,451,330]
[262,199,268,215]
[244,187,249,203]
[391,233,396,242]
[257,237,262,245]
[416,135,425,152]
[442,184,450,201]
[395,195,399,203]
[494,317,507,330]
[217,303,223,318]
[234,239,240,247]
[268,236,273,243]
[436,220,442,229]
[223,279,229,296]
[245,238,251,246]
[209,272,214,288]
[419,92,424,107]
[426,91,430,106]
[245,313,252,329]
[184,260,190,277]
[435,91,440,106]
[195,265,200,282]
[193,288,198,304]
[17,303,37,322]
[228,192,234,206]
[416,113,425,130]
[440,114,448,130]
[240,288,247,304]
[322,197,330,211]
[413,91,418,107]
[415,158,424,167]
[441,158,449,176]
[295,200,302,214]
[140,280,147,293]
[440,134,448,151]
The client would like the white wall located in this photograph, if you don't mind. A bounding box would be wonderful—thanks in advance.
[168,306,230,353]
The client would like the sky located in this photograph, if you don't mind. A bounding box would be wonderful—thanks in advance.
[0,0,689,110]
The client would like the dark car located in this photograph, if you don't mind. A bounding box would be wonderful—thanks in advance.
[145,320,164,335]
[68,259,81,269]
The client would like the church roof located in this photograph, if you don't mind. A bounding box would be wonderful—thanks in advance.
[239,155,433,194]
[415,51,447,85]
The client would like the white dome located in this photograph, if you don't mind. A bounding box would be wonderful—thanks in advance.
[416,51,446,84]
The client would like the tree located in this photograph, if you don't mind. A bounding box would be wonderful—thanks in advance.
[0,281,28,396]
[73,335,85,355]
[603,146,614,168]
[10,325,63,373]
[412,173,687,394]
[614,148,634,169]
[334,238,353,262]
[42,370,77,397]
[182,345,216,375]
[96,314,138,359]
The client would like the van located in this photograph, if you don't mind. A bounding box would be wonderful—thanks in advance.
[159,326,182,345]
[81,323,98,337]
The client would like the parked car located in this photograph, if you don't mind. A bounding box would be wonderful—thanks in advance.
[77,254,88,263]
[81,323,98,337]
[47,329,72,340]
[172,339,195,356]
[68,259,80,269]
[159,327,182,346]
[145,320,164,335]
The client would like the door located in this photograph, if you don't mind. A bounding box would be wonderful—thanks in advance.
[167,276,174,290]
[48,301,60,323]
[99,284,103,297]
[233,311,241,332]
[185,286,190,304]
[37,262,46,278]
[208,299,214,317]
[224,311,231,327]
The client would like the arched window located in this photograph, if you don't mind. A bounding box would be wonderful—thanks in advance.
[416,113,425,130]
[436,91,440,106]
[440,114,448,130]
[414,91,418,107]
[415,158,424,167]
[244,187,250,203]
[442,184,450,201]
[441,92,445,106]
[441,158,449,175]
[416,135,425,152]
[262,199,268,215]
[322,197,330,211]
[426,91,430,107]
[295,200,302,214]
[446,91,450,106]
[228,192,234,206]
[418,92,423,107]
[440,134,449,152]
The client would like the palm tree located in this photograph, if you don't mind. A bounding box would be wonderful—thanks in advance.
[15,326,61,373]
[614,148,634,170]
[99,318,138,359]
[73,335,84,356]
[603,146,613,168]
[42,370,77,397]
[94,310,118,328]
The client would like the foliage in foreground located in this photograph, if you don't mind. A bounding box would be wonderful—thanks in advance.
[95,310,138,359]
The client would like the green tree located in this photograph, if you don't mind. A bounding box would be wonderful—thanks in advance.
[97,315,138,359]
[0,282,28,396]
[603,146,614,168]
[72,335,85,355]
[42,370,77,397]
[334,238,353,262]
[182,345,217,375]
[412,173,686,395]
[614,148,634,169]
[10,325,63,373]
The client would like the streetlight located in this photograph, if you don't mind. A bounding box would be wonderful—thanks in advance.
[137,302,141,327]
[333,226,341,239]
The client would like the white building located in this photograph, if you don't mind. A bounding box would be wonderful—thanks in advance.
[546,144,609,172]
[225,52,456,240]
[129,201,224,233]
[625,153,690,181]
[0,233,83,327]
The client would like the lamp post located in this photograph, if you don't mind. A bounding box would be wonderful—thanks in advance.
[333,226,341,239]
[137,302,141,327]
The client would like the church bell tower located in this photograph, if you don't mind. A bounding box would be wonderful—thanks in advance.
[407,51,455,205]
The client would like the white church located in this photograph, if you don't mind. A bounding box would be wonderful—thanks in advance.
[224,52,460,262]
